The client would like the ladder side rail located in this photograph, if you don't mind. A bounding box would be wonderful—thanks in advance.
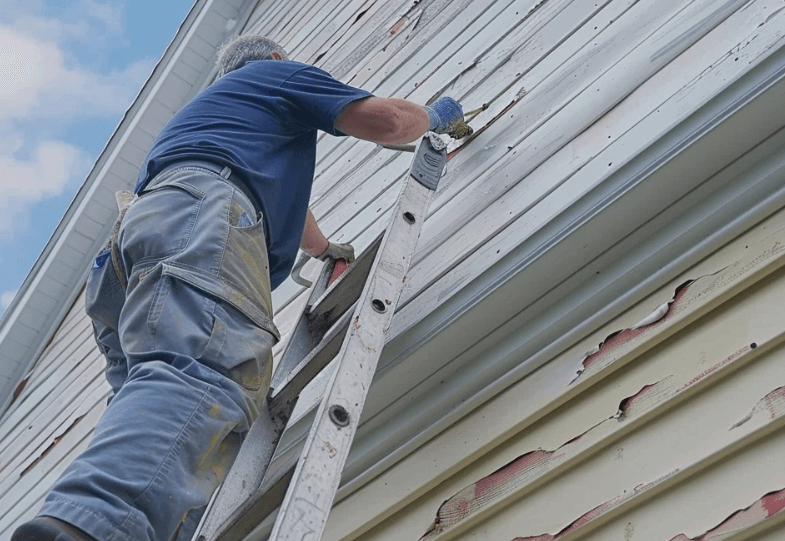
[268,136,446,541]
[197,244,344,540]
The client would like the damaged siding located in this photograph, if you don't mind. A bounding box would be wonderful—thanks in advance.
[331,201,785,541]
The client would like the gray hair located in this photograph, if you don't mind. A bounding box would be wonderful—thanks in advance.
[216,35,289,77]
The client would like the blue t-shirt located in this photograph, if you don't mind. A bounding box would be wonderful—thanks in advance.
[135,60,372,289]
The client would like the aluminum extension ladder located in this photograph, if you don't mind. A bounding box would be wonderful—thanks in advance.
[194,134,448,541]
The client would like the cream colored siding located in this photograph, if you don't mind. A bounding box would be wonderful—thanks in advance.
[325,205,785,541]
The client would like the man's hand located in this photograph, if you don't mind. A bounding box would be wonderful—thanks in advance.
[425,97,464,135]
[317,242,355,263]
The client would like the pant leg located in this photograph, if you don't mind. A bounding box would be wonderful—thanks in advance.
[39,167,278,541]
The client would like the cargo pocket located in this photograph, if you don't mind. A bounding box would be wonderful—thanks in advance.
[200,300,274,394]
[85,249,126,331]
[220,206,275,327]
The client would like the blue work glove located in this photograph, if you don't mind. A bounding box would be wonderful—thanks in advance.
[425,97,464,134]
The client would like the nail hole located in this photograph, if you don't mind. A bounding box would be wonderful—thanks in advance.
[372,299,386,313]
[403,211,416,224]
[750,342,757,349]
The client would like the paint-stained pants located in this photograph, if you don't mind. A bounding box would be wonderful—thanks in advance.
[38,165,279,541]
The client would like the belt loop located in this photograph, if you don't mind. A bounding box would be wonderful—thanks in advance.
[220,166,232,179]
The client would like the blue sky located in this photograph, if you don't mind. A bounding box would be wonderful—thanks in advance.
[0,0,194,314]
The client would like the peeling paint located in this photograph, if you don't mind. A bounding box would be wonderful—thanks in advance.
[507,471,679,541]
[20,415,85,477]
[389,17,407,35]
[9,374,30,406]
[668,487,785,540]
[420,314,770,540]
[731,386,785,429]
[447,99,520,159]
[572,281,693,383]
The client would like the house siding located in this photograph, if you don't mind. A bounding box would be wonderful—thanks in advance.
[2,0,785,539]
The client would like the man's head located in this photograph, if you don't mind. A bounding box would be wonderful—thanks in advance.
[216,35,289,77]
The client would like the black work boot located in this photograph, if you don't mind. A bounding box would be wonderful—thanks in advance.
[11,517,98,541]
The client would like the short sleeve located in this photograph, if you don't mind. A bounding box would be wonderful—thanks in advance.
[280,66,373,135]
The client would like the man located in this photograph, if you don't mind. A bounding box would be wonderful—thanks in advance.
[13,35,464,541]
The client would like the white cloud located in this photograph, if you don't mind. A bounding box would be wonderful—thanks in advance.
[1,289,17,311]
[0,2,155,240]
[0,135,91,235]
[0,24,153,121]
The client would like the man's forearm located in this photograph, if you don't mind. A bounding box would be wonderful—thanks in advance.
[335,97,430,145]
[301,209,329,257]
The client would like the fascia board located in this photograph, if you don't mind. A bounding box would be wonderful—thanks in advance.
[0,0,256,417]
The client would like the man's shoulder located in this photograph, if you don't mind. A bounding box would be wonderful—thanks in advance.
[240,60,332,82]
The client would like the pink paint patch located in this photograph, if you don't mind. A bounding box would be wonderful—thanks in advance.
[389,17,407,34]
[761,386,785,419]
[618,383,659,415]
[581,282,691,373]
[474,450,555,500]
[761,488,785,517]
[667,487,785,540]
[676,345,750,394]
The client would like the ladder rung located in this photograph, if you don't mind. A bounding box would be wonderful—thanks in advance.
[307,233,383,323]
[269,308,353,423]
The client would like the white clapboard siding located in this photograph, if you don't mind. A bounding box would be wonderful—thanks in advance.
[261,0,784,417]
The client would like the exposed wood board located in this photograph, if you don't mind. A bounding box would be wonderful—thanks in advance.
[320,202,785,541]
[283,0,370,57]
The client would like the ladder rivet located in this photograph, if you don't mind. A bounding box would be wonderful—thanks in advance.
[403,211,416,224]
[371,299,386,312]
[329,405,350,427]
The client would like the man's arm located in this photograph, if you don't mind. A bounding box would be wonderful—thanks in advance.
[334,97,430,145]
[300,209,329,257]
